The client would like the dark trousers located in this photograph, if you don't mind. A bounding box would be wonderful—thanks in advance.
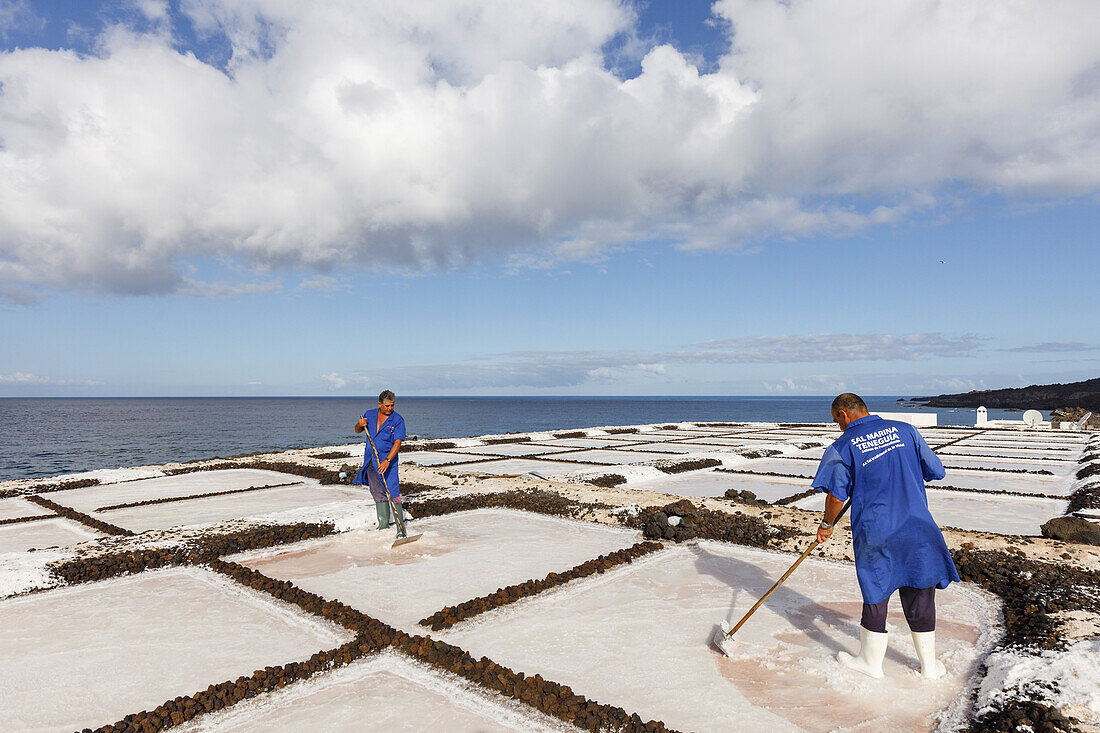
[861,586,936,633]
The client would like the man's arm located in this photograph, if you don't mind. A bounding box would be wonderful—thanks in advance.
[817,493,845,544]
[354,415,367,433]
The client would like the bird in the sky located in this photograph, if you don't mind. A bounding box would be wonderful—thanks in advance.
[939,260,946,264]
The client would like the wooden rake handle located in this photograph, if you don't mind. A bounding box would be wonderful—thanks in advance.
[724,497,852,639]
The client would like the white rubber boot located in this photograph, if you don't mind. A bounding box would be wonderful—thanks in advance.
[837,628,887,678]
[910,631,947,680]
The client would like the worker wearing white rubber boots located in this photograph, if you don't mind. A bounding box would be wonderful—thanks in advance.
[813,393,959,680]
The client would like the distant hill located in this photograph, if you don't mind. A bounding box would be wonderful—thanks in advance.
[915,377,1100,411]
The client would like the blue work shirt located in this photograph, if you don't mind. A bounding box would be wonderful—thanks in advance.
[353,409,407,498]
[812,415,959,605]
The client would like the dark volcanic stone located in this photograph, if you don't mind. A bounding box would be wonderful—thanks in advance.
[586,473,627,488]
[1041,516,1100,545]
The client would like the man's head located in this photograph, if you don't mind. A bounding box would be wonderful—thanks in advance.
[378,389,396,415]
[831,393,868,430]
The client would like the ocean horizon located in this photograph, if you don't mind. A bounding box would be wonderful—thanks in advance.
[1,395,1039,482]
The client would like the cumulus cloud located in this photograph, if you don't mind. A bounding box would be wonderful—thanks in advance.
[1,0,1098,297]
[322,332,978,390]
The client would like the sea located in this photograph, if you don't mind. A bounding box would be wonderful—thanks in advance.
[0,396,1039,482]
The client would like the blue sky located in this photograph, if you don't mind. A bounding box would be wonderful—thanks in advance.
[1,1,1097,397]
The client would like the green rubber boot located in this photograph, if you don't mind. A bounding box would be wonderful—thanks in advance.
[375,500,392,530]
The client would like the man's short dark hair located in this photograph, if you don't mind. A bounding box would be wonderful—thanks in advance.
[378,389,396,403]
[832,393,867,413]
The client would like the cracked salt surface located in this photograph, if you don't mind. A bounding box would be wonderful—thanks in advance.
[440,541,1001,733]
[0,516,102,553]
[176,651,570,732]
[232,509,641,629]
[0,566,351,732]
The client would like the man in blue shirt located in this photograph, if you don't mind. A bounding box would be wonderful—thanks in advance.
[813,393,959,680]
[353,389,407,530]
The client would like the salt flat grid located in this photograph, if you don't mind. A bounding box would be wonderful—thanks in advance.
[6,420,1082,540]
[0,420,1091,731]
[415,421,1084,536]
[439,540,999,733]
[0,567,352,732]
[231,509,642,629]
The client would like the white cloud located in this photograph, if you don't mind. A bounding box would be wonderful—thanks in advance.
[684,333,981,362]
[320,372,348,390]
[1000,341,1098,353]
[762,375,848,393]
[0,371,103,386]
[0,0,44,39]
[320,332,978,390]
[1,1,1098,297]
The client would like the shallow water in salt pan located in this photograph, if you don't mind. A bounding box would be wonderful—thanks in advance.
[441,541,998,733]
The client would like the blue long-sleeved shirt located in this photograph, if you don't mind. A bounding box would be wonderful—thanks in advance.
[812,415,959,604]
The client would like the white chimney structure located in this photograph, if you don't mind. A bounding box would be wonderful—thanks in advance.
[976,406,988,426]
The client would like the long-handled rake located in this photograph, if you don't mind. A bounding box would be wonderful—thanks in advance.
[712,498,851,656]
[364,430,422,548]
